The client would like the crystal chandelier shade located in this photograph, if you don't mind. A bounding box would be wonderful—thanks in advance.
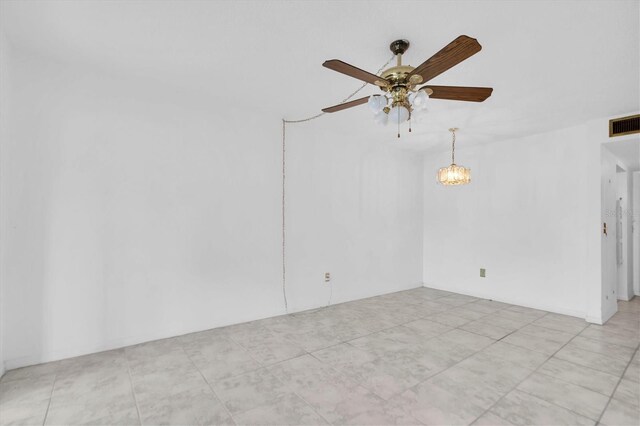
[437,164,471,185]
[437,128,471,186]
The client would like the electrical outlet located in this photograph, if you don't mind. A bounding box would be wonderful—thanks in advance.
[480,268,486,278]
[324,272,331,283]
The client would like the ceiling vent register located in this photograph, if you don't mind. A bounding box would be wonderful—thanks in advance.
[609,114,640,137]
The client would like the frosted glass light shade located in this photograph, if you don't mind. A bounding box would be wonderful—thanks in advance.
[373,110,388,125]
[368,95,387,113]
[410,90,429,109]
[437,164,471,185]
[388,105,410,123]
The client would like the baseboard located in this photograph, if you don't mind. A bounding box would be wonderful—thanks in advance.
[600,303,618,324]
[422,282,587,320]
[3,305,282,370]
[4,282,425,371]
[585,315,604,325]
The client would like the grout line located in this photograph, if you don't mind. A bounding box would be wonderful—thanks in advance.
[124,356,143,426]
[186,340,334,424]
[263,362,336,425]
[12,290,637,426]
[595,343,640,425]
[179,344,237,425]
[467,318,639,425]
[41,373,57,426]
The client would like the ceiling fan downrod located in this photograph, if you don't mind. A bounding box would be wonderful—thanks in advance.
[389,39,410,67]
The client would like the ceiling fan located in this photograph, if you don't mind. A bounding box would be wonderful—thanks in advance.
[321,36,493,135]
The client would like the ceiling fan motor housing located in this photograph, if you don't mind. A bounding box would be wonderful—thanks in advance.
[389,39,410,55]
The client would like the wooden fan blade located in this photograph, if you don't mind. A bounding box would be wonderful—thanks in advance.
[322,96,369,113]
[323,60,385,85]
[422,85,493,102]
[409,35,482,83]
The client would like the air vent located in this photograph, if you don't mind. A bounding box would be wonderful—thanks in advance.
[609,114,640,137]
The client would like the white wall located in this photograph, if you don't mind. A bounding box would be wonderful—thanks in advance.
[1,51,423,370]
[285,120,423,312]
[634,172,640,296]
[423,119,606,322]
[0,31,12,377]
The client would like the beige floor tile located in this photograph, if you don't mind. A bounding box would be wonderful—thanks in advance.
[517,372,609,420]
[491,389,594,426]
[0,362,59,385]
[437,329,495,352]
[460,320,513,340]
[537,357,619,396]
[612,378,640,408]
[600,398,640,426]
[137,385,232,425]
[232,392,325,425]
[131,365,208,401]
[517,324,575,344]
[429,366,505,409]
[2,287,638,426]
[501,331,567,355]
[391,380,486,425]
[427,312,473,327]
[0,399,51,426]
[472,411,515,425]
[580,325,640,349]
[211,368,290,415]
[555,344,629,376]
[532,313,588,334]
[570,335,636,362]
[481,341,548,370]
[343,400,420,425]
[0,376,55,406]
[44,397,139,425]
[403,318,453,337]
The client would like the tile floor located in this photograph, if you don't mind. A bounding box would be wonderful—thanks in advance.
[1,287,638,425]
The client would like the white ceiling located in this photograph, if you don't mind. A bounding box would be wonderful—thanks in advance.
[1,0,639,153]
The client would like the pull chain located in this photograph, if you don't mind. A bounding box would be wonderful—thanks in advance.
[280,54,395,313]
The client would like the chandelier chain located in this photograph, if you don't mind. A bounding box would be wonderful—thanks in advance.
[451,129,456,164]
[280,54,395,313]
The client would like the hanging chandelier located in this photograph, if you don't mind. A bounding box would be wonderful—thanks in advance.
[437,128,471,186]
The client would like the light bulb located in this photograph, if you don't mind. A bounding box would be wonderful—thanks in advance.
[368,95,387,113]
[373,110,388,125]
[388,105,410,123]
[411,90,429,110]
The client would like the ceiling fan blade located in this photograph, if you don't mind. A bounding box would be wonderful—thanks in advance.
[322,96,369,113]
[422,85,493,102]
[323,60,385,85]
[409,35,482,83]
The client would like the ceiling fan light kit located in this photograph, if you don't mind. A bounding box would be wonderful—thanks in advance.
[321,35,493,139]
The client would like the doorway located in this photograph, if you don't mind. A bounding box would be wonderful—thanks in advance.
[601,138,639,321]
